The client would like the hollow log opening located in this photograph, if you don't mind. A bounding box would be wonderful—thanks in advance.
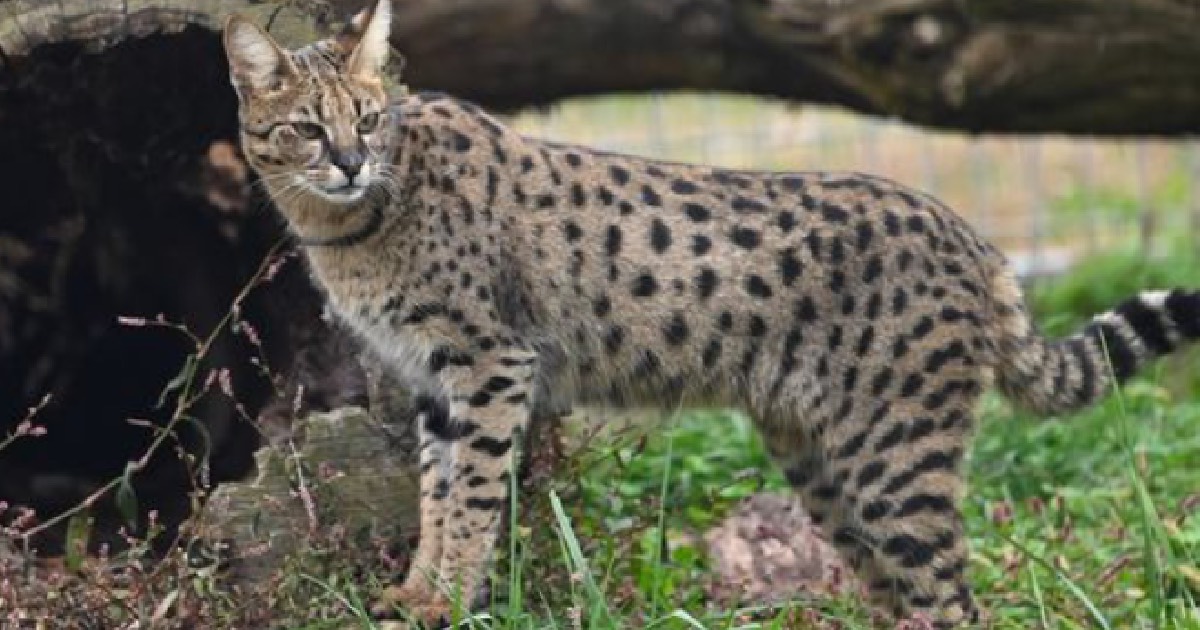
[0,25,366,554]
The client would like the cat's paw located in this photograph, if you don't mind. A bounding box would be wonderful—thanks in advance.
[370,581,448,626]
[408,600,453,627]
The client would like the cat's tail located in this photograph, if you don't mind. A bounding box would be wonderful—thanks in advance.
[987,265,1200,415]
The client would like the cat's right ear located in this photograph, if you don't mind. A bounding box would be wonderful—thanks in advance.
[223,15,296,97]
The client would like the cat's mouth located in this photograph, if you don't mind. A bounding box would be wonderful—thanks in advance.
[316,181,368,202]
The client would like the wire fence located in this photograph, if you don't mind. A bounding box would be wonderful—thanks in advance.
[511,94,1200,279]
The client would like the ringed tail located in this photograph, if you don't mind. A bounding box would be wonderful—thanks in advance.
[989,267,1200,415]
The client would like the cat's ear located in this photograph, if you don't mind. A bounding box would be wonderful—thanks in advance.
[342,0,393,82]
[223,15,296,95]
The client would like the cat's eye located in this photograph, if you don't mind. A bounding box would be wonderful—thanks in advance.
[291,121,325,140]
[356,112,381,134]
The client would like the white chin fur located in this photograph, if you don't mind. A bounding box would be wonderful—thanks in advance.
[314,163,372,202]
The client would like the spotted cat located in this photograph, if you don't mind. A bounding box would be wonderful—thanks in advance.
[222,2,1200,626]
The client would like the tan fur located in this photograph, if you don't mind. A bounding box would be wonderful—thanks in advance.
[224,2,1200,626]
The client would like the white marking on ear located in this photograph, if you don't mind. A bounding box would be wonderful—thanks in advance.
[347,0,392,81]
[223,15,294,94]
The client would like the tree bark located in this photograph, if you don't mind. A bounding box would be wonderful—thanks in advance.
[3,0,1198,136]
[0,0,326,57]
[384,0,1200,136]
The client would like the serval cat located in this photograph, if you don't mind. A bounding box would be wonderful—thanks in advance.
[223,1,1200,626]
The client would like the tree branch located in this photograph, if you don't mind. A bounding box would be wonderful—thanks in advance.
[4,0,1197,135]
[381,0,1200,136]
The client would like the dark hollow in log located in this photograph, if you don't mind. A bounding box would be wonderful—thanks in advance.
[0,24,368,554]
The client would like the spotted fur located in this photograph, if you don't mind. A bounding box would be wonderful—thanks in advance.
[223,2,1200,626]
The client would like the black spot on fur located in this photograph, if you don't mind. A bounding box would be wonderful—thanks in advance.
[563,221,583,242]
[779,248,802,286]
[641,185,662,207]
[684,203,711,222]
[855,222,874,251]
[695,268,719,299]
[449,130,472,152]
[730,227,761,249]
[857,461,887,488]
[780,175,805,192]
[748,314,768,337]
[593,295,612,317]
[604,326,625,353]
[702,338,723,367]
[632,273,659,297]
[650,218,672,253]
[672,179,698,195]
[820,202,849,224]
[795,296,818,322]
[777,211,797,233]
[663,313,689,345]
[605,225,622,256]
[862,499,891,521]
[610,165,630,186]
[745,275,773,298]
[732,196,767,213]
[465,497,505,511]
[469,436,513,456]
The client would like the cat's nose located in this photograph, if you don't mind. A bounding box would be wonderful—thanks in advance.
[333,151,364,180]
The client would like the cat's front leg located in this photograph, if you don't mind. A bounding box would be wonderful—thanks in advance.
[371,395,456,618]
[374,341,536,625]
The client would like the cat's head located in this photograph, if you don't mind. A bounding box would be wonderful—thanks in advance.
[223,0,395,204]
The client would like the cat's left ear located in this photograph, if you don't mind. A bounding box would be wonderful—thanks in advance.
[224,15,298,96]
[341,0,394,82]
